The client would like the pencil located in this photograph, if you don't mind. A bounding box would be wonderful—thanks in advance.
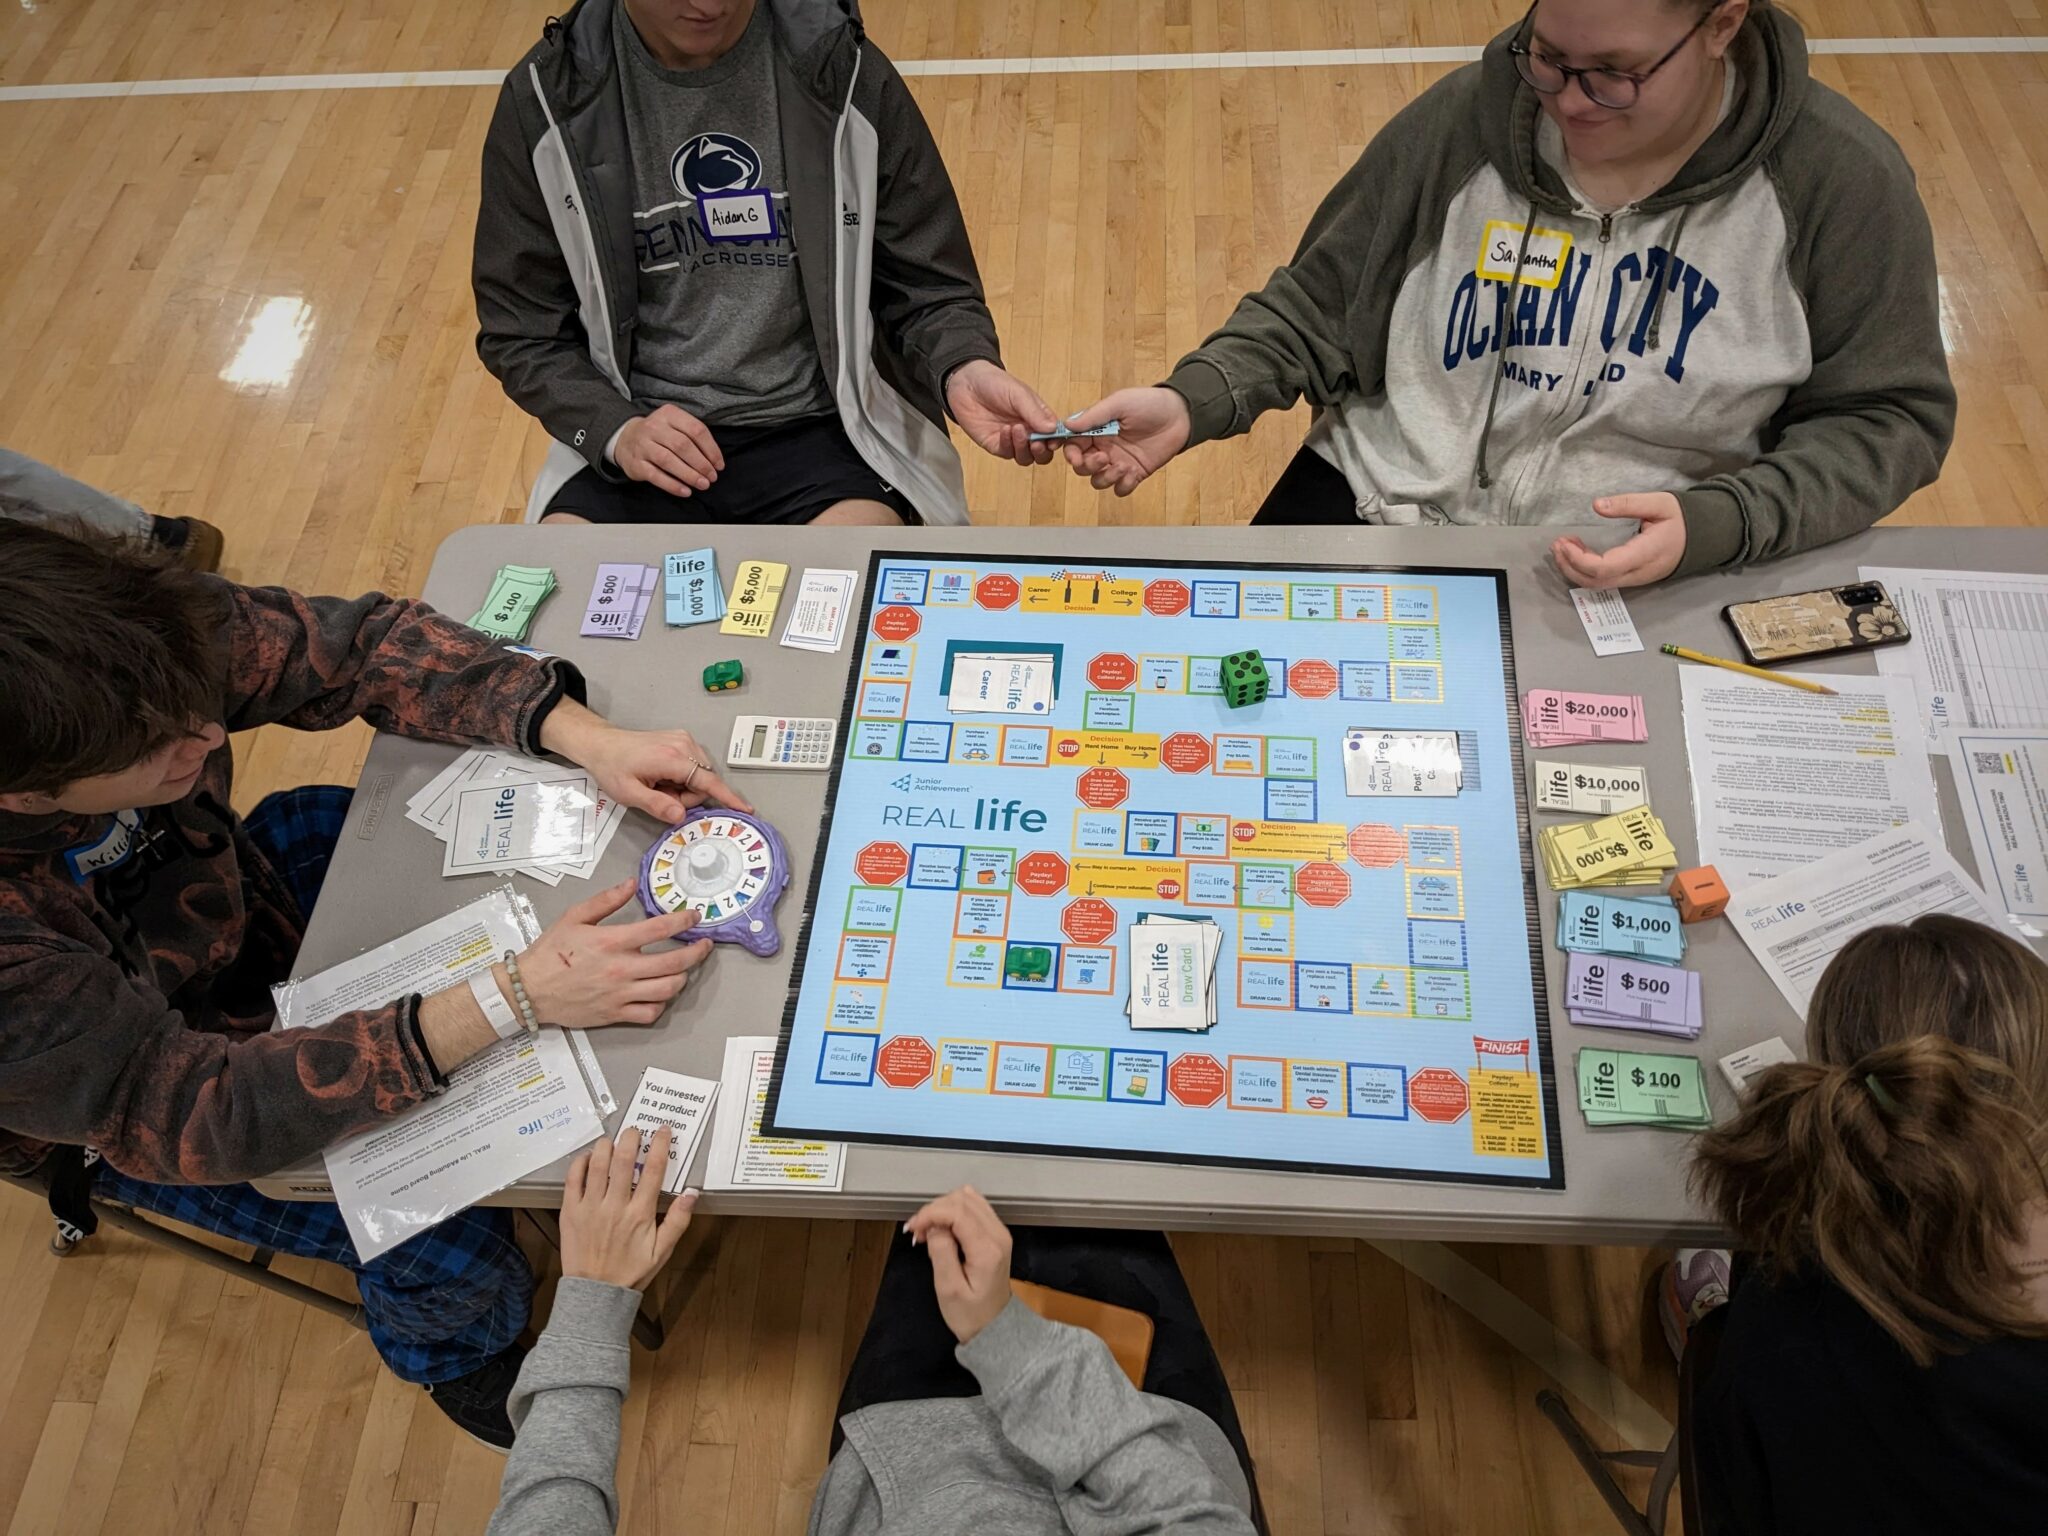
[1660,644,1838,696]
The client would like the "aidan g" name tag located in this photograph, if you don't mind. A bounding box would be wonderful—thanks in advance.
[1475,219,1574,290]
[698,189,777,243]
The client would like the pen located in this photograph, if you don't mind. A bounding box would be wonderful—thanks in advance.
[1660,644,1837,696]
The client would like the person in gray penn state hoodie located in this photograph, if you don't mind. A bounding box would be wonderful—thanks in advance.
[474,0,1058,528]
[487,1131,1256,1536]
[1060,0,1956,590]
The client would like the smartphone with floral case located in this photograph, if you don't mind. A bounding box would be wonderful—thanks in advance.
[1721,581,1911,665]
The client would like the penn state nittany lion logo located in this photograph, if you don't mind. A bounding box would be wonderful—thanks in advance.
[672,132,763,197]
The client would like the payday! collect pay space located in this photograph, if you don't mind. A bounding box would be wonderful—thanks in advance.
[257,524,2048,1249]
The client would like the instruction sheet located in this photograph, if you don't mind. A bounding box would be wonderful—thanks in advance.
[274,887,604,1260]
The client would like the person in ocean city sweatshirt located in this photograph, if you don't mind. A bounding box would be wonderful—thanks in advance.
[1058,0,1955,590]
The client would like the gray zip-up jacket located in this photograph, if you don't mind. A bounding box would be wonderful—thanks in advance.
[486,1280,1255,1536]
[474,0,1002,524]
[1164,7,1955,575]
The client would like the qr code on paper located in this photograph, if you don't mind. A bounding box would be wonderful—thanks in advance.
[1972,751,2008,774]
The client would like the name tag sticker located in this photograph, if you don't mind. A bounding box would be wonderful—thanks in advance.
[699,189,777,243]
[64,809,144,884]
[1476,219,1574,290]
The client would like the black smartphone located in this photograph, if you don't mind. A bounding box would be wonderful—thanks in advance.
[1721,581,1911,666]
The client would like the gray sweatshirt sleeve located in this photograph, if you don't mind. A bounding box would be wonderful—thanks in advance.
[1161,78,1473,449]
[956,1299,1257,1535]
[486,1278,642,1536]
[1161,143,1381,448]
[1673,93,1955,574]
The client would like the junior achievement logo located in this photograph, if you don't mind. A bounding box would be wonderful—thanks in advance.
[888,774,970,797]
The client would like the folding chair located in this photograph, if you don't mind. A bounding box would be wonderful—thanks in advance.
[1536,1303,1726,1536]
[9,1169,679,1353]
[2,1169,366,1330]
[1011,1278,1155,1386]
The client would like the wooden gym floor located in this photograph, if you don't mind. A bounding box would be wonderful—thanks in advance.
[2,2,2044,1531]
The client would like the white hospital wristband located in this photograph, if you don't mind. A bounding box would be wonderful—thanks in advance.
[469,970,521,1040]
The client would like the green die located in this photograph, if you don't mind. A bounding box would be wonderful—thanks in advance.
[1221,649,1269,708]
[702,658,744,692]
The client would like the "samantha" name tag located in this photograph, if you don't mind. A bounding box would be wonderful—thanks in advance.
[698,190,777,243]
[1475,219,1574,290]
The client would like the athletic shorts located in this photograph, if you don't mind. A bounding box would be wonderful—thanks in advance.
[543,412,920,526]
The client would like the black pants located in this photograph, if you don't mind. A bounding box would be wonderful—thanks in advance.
[544,413,919,525]
[834,1226,1265,1525]
[1249,443,1361,525]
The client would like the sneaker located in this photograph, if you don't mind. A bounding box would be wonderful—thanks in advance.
[148,515,226,573]
[424,1341,527,1451]
[1658,1248,1731,1362]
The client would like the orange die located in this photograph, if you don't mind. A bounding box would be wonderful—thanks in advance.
[1669,865,1729,924]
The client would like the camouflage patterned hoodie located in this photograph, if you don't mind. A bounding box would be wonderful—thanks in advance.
[0,581,583,1183]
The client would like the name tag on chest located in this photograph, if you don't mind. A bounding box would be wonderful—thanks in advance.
[1476,220,1574,290]
[64,809,145,883]
[699,190,778,243]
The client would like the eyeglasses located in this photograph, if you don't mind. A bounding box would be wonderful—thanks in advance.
[1508,0,1723,112]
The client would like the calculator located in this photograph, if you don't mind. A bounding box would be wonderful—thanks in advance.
[726,715,837,770]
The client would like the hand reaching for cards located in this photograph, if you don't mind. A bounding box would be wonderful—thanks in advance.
[516,879,714,1028]
[615,405,726,498]
[904,1185,1015,1343]
[1551,493,1688,589]
[1061,387,1190,497]
[580,725,753,824]
[562,1125,698,1291]
[945,360,1061,466]
[540,704,753,825]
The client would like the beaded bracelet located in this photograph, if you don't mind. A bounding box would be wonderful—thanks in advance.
[501,950,541,1037]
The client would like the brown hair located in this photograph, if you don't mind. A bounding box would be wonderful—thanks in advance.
[1691,915,2048,1365]
[0,509,232,795]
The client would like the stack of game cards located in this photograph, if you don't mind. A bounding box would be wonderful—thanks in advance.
[778,568,857,653]
[1343,728,1462,797]
[469,564,557,641]
[1577,1047,1713,1131]
[1532,761,1648,816]
[1126,914,1220,1032]
[1557,891,1688,965]
[664,548,725,627]
[580,563,657,640]
[1538,804,1677,889]
[407,749,625,886]
[1563,952,1702,1039]
[950,653,1055,715]
[1522,688,1647,747]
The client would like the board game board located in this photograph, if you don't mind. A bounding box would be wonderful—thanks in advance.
[764,554,1562,1189]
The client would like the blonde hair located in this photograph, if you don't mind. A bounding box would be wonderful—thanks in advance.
[1690,916,2048,1365]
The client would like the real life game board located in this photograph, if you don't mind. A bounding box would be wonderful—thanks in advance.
[765,554,1562,1189]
